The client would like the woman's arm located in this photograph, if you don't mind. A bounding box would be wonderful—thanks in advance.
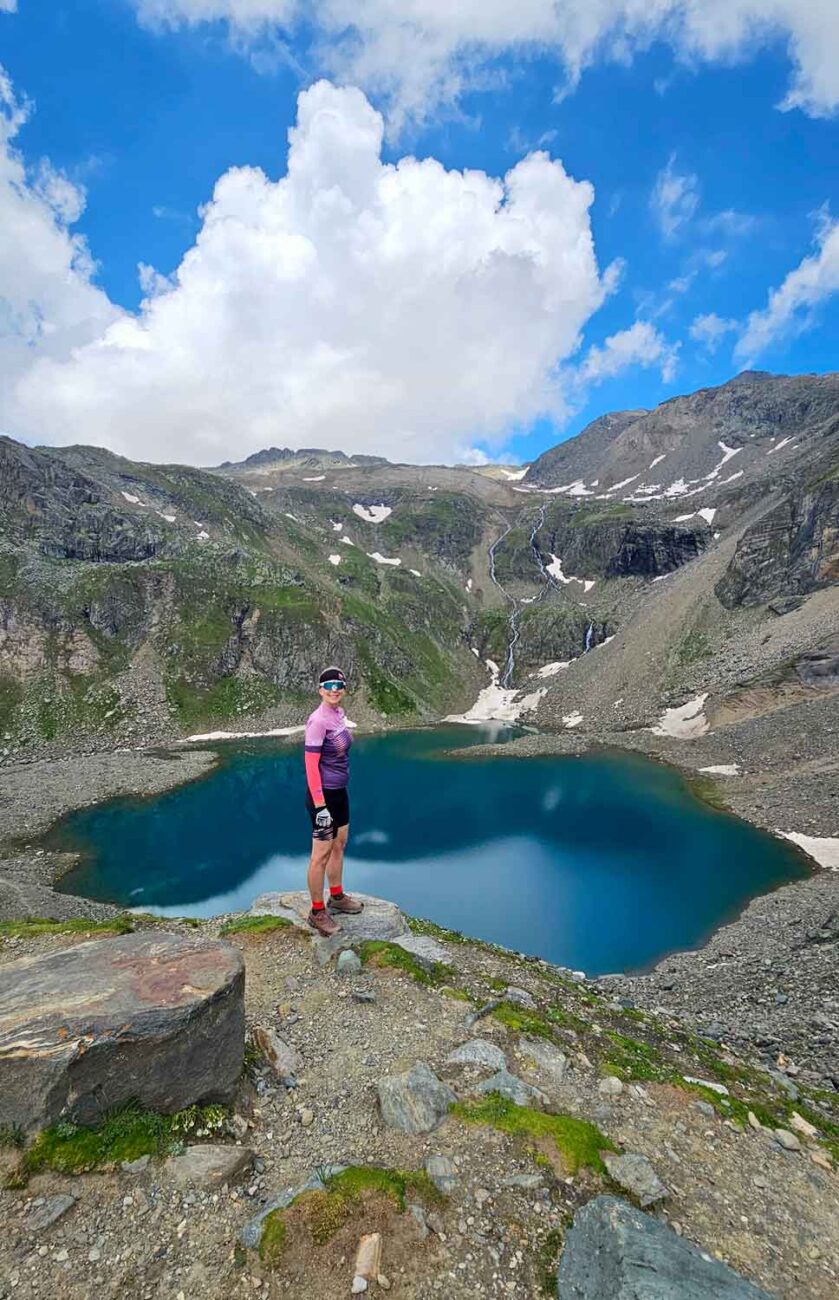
[304,748,325,805]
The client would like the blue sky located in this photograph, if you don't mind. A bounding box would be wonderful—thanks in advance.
[0,1,837,466]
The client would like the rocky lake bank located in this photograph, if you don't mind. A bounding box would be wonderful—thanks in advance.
[0,714,836,1099]
[0,893,836,1300]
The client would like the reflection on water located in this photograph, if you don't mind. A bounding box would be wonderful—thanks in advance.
[54,726,808,975]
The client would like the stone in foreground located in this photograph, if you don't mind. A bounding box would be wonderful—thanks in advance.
[602,1152,668,1207]
[164,1144,254,1188]
[377,1062,456,1133]
[445,1039,507,1073]
[250,891,408,957]
[557,1196,772,1299]
[475,1069,549,1109]
[0,932,244,1132]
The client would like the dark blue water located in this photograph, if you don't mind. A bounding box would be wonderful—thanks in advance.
[54,727,808,975]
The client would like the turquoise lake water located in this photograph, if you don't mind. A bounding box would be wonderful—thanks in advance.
[54,726,808,975]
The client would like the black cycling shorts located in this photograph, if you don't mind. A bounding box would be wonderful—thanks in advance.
[306,786,350,840]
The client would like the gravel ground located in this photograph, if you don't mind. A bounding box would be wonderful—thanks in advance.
[0,921,836,1300]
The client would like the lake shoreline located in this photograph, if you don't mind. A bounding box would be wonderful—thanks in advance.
[0,727,836,1089]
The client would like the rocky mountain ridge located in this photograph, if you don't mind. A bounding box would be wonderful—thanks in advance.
[0,370,836,764]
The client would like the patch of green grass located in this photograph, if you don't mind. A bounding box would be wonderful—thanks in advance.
[258,1211,287,1267]
[685,773,730,814]
[358,940,454,987]
[406,915,469,945]
[676,628,713,665]
[219,914,293,937]
[491,999,587,1040]
[536,1227,566,1297]
[258,1164,444,1266]
[601,1031,673,1083]
[452,1094,616,1175]
[570,503,636,528]
[440,986,474,1003]
[491,1002,555,1040]
[16,1101,229,1181]
[0,915,134,939]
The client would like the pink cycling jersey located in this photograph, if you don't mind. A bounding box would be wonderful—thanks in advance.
[304,702,352,803]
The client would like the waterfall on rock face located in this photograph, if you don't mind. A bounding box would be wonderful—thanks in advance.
[487,505,556,689]
[585,622,595,652]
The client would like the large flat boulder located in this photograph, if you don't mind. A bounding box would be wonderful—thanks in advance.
[250,890,408,957]
[0,932,245,1132]
[557,1196,772,1299]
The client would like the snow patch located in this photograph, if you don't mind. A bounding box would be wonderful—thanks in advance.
[651,693,709,739]
[196,530,210,541]
[536,661,570,678]
[181,725,305,743]
[367,551,401,566]
[409,568,421,577]
[121,491,141,504]
[284,513,298,521]
[673,512,695,523]
[500,467,528,481]
[697,507,717,524]
[353,503,392,523]
[303,475,325,481]
[609,473,641,492]
[331,521,343,532]
[699,764,741,776]
[466,578,473,592]
[158,512,176,523]
[649,454,666,469]
[768,437,793,455]
[776,831,839,871]
[562,712,583,728]
[546,554,596,592]
[444,660,546,724]
[339,535,355,546]
[328,554,341,566]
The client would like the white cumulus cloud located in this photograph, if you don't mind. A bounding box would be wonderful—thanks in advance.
[576,320,678,386]
[8,79,616,465]
[130,2,839,127]
[736,215,839,361]
[0,67,121,429]
[690,312,737,352]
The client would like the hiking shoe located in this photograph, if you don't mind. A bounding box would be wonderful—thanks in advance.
[307,908,341,937]
[327,892,364,915]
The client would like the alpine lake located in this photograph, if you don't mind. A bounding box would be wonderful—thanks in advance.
[53,725,809,977]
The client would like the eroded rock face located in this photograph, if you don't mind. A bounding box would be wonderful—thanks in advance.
[716,477,839,609]
[0,932,245,1132]
[557,1196,772,1299]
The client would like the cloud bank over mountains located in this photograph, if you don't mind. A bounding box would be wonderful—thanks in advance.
[133,0,839,130]
[3,78,621,465]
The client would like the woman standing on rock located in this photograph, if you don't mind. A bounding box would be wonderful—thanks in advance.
[304,667,363,937]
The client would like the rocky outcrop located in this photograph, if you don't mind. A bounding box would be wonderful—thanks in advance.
[0,932,245,1131]
[526,371,839,498]
[557,1196,772,1298]
[717,475,839,608]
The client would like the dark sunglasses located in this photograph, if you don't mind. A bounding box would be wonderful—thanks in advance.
[321,682,346,692]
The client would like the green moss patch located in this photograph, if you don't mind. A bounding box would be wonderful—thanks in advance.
[358,940,454,987]
[491,999,587,1041]
[0,915,134,940]
[259,1164,444,1267]
[452,1094,616,1175]
[14,1102,229,1181]
[601,1031,673,1084]
[219,914,293,937]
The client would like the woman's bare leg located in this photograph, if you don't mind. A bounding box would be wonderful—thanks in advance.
[307,837,334,904]
[326,824,349,892]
